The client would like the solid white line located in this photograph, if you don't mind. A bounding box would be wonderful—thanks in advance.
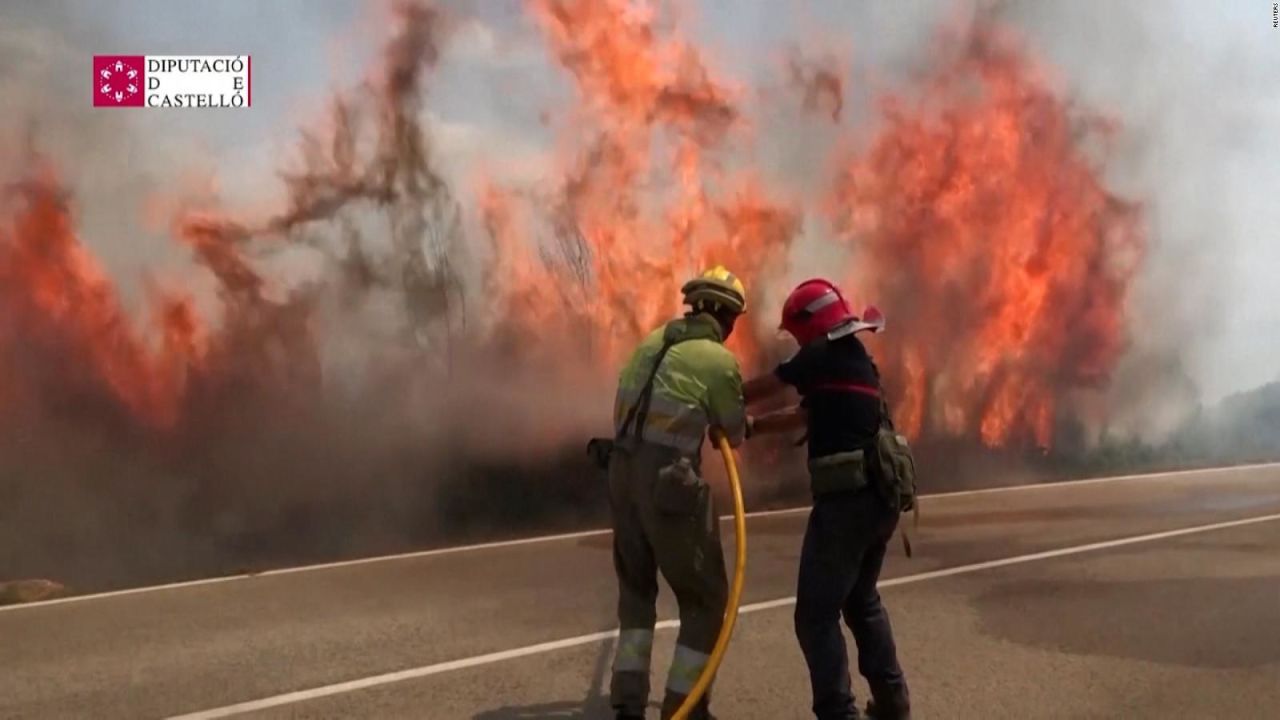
[5,461,1277,614]
[0,527,620,613]
[166,510,1280,720]
[921,461,1280,500]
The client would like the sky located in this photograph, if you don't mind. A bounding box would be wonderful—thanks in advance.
[1,0,1277,404]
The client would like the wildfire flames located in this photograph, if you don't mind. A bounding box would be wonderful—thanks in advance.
[830,28,1145,447]
[0,162,203,431]
[1,2,1145,456]
[485,0,798,369]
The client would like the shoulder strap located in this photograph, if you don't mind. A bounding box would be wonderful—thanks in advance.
[868,357,894,431]
[876,385,919,541]
[617,336,688,441]
[879,395,896,431]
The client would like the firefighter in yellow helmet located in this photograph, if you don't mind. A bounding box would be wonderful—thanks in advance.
[607,266,749,720]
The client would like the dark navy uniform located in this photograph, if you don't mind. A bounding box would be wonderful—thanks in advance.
[776,334,910,720]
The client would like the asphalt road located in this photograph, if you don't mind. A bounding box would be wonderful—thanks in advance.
[3,463,1280,719]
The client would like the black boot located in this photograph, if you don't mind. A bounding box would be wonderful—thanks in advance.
[865,686,909,720]
[864,697,910,720]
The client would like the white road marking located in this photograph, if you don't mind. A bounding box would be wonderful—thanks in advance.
[0,526,620,613]
[919,461,1279,500]
[2,461,1275,614]
[166,509,1280,720]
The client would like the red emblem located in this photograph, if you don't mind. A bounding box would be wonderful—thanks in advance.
[93,56,145,107]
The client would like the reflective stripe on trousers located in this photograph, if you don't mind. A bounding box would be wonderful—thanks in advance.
[614,629,655,673]
[666,644,712,695]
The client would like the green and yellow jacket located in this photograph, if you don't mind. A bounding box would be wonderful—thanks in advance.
[612,313,747,454]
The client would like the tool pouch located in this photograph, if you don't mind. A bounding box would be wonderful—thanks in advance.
[654,458,706,516]
[871,427,917,514]
[587,437,615,471]
[807,450,871,496]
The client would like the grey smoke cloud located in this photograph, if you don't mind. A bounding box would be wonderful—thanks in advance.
[6,1,1275,403]
[0,0,612,591]
[3,1,1273,443]
[719,1,1279,421]
[2,0,1277,589]
[989,0,1280,411]
[694,0,1280,408]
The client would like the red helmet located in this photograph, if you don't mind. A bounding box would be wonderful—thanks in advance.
[779,278,856,346]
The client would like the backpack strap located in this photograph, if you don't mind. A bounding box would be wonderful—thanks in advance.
[879,395,896,431]
[616,336,689,442]
[875,386,919,556]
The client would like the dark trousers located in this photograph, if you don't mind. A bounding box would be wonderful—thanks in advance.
[795,487,909,720]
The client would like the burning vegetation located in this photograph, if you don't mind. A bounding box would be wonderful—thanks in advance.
[829,27,1145,449]
[0,1,1147,589]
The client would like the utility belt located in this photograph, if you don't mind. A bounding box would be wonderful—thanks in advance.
[806,425,920,557]
[805,433,916,508]
[797,380,916,513]
[807,449,873,496]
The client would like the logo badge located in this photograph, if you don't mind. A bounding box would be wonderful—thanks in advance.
[93,56,145,107]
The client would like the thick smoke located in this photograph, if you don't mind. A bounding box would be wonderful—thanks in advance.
[969,0,1279,440]
[4,0,1260,592]
[0,2,613,591]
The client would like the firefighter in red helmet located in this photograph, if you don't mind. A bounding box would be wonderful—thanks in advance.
[743,278,912,720]
[780,279,855,344]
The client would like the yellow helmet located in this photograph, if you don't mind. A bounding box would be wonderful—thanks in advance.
[681,265,747,315]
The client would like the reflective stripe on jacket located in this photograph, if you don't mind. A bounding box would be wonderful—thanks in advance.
[613,313,747,453]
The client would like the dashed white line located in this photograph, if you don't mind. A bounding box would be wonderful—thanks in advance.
[166,509,1280,720]
[3,461,1275,614]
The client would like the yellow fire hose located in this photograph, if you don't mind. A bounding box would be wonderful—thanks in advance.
[671,434,747,720]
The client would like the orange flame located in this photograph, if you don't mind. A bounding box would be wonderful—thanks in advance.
[831,28,1145,447]
[0,164,205,429]
[482,0,798,373]
[0,5,1145,455]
